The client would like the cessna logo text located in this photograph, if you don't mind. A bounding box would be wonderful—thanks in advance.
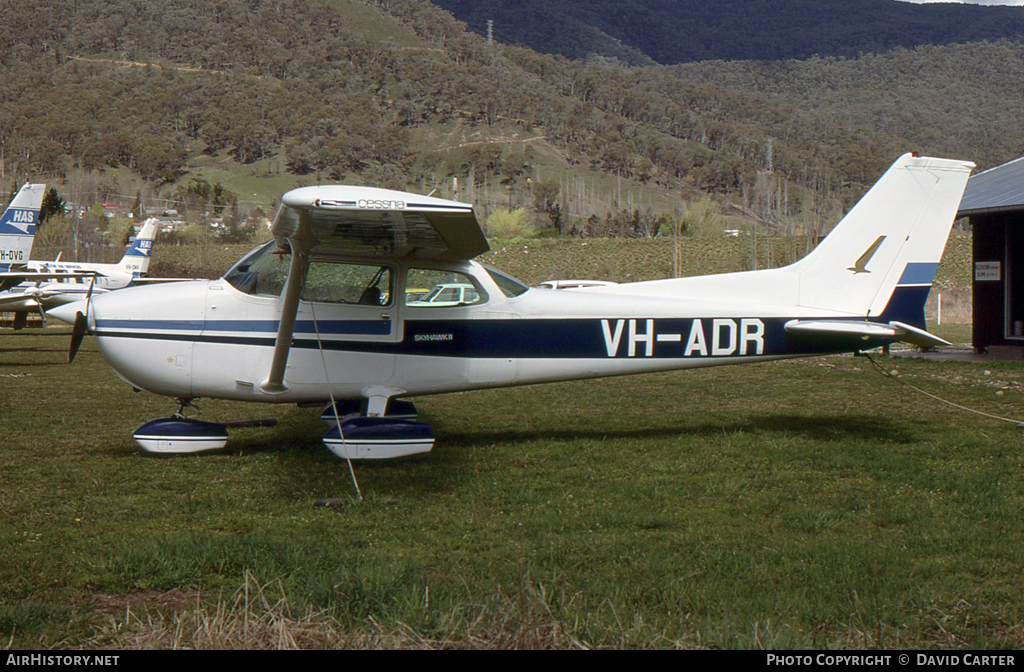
[358,199,405,210]
[601,318,765,357]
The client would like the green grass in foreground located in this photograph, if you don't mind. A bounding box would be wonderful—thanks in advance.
[1,328,1024,648]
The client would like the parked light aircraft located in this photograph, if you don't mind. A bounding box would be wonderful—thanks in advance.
[0,182,92,328]
[0,219,157,327]
[49,153,974,458]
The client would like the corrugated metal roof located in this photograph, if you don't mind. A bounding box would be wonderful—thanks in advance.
[958,156,1024,216]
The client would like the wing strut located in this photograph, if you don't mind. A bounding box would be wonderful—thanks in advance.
[260,241,311,394]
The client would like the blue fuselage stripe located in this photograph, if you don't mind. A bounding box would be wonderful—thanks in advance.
[92,316,889,359]
[95,319,391,336]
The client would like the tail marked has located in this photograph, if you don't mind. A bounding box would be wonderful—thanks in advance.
[0,183,45,269]
[118,221,155,276]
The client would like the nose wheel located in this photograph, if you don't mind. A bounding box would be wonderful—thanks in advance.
[173,397,199,419]
[133,398,228,454]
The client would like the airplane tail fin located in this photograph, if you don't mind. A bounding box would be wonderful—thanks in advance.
[0,183,46,268]
[789,153,974,328]
[612,154,973,332]
[117,218,157,276]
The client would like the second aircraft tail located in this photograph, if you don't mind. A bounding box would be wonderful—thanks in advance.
[0,183,46,269]
[117,218,157,276]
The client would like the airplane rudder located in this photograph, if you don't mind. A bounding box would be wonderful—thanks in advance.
[0,184,45,262]
[873,262,938,330]
[126,236,154,256]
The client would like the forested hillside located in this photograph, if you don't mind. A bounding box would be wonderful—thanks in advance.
[0,0,1021,247]
[676,41,1024,171]
[433,0,1024,64]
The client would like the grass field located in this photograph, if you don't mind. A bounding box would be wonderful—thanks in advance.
[3,321,1024,649]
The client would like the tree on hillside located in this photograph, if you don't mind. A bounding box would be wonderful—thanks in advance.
[532,179,562,233]
[39,187,64,225]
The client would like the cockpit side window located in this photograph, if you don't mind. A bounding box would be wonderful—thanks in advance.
[302,260,393,306]
[405,268,488,308]
[224,242,393,306]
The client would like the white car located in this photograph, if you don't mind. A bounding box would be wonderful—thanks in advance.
[407,282,482,307]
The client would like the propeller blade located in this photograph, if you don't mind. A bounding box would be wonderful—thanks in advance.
[68,311,87,364]
[67,276,97,362]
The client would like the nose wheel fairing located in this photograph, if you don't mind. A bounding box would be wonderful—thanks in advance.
[132,417,229,454]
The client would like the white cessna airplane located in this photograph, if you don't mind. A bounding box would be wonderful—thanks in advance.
[1,219,157,327]
[49,153,973,458]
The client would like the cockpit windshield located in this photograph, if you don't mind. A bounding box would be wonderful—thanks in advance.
[223,241,287,297]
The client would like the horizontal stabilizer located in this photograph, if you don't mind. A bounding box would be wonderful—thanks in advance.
[784,319,950,349]
[888,320,952,349]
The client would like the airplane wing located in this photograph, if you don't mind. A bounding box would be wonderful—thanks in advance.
[273,186,488,261]
[0,290,38,309]
[260,186,487,394]
[0,270,103,292]
[131,277,197,284]
[784,319,951,349]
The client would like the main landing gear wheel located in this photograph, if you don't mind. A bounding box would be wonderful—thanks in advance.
[320,399,434,460]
